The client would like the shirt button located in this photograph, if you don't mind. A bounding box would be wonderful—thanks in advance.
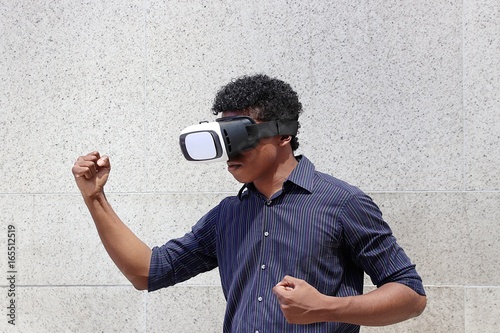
[264,231,269,237]
[255,331,260,333]
[266,200,272,206]
[258,296,263,302]
[261,264,266,270]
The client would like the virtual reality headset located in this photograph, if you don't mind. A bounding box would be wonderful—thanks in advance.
[179,116,299,162]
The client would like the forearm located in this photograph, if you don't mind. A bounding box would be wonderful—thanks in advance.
[320,282,426,326]
[84,192,152,290]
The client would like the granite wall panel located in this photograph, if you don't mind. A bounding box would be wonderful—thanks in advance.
[1,0,498,332]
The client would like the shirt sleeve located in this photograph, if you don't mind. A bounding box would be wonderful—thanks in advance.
[339,192,426,296]
[148,206,219,292]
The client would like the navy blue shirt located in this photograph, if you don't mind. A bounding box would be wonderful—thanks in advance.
[148,156,425,333]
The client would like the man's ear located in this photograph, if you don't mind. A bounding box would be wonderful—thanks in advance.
[279,135,292,146]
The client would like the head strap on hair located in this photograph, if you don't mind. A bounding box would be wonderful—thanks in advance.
[246,120,298,142]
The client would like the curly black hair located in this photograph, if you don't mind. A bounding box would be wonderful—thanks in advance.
[211,74,303,151]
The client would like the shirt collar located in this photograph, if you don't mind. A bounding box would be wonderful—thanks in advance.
[237,155,315,200]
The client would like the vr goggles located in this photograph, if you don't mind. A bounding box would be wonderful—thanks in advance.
[179,116,299,162]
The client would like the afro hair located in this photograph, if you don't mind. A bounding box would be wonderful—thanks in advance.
[212,74,303,150]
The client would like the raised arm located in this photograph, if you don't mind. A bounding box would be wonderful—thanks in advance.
[72,151,152,290]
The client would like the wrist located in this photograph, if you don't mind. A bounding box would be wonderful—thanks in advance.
[317,294,349,323]
[83,190,107,206]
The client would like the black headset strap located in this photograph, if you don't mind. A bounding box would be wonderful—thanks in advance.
[246,120,299,141]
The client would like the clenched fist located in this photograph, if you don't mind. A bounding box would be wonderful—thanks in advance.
[273,275,330,324]
[72,151,111,199]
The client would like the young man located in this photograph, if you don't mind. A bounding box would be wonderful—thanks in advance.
[73,74,426,332]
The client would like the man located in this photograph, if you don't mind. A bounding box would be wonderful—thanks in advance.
[73,74,426,332]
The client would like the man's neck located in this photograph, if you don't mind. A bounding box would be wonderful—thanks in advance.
[253,154,298,199]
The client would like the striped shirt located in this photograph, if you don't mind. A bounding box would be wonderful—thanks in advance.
[148,155,425,333]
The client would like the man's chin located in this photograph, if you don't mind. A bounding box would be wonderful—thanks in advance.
[228,168,249,184]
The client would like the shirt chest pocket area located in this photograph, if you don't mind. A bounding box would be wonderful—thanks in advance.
[273,218,342,279]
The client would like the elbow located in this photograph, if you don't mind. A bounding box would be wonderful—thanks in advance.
[132,282,148,291]
[411,294,427,318]
[129,275,149,291]
[121,263,150,291]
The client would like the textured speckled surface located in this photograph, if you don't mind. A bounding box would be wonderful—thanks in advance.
[302,1,463,192]
[0,1,146,194]
[146,286,225,333]
[0,286,144,332]
[465,287,500,333]
[369,192,468,286]
[20,195,129,286]
[465,193,500,285]
[1,0,499,332]
[464,0,500,191]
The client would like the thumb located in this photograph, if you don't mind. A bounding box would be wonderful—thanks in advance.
[96,155,110,169]
[274,275,299,293]
[276,275,301,288]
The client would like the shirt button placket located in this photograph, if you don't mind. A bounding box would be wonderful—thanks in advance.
[261,232,269,307]
[257,198,271,333]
